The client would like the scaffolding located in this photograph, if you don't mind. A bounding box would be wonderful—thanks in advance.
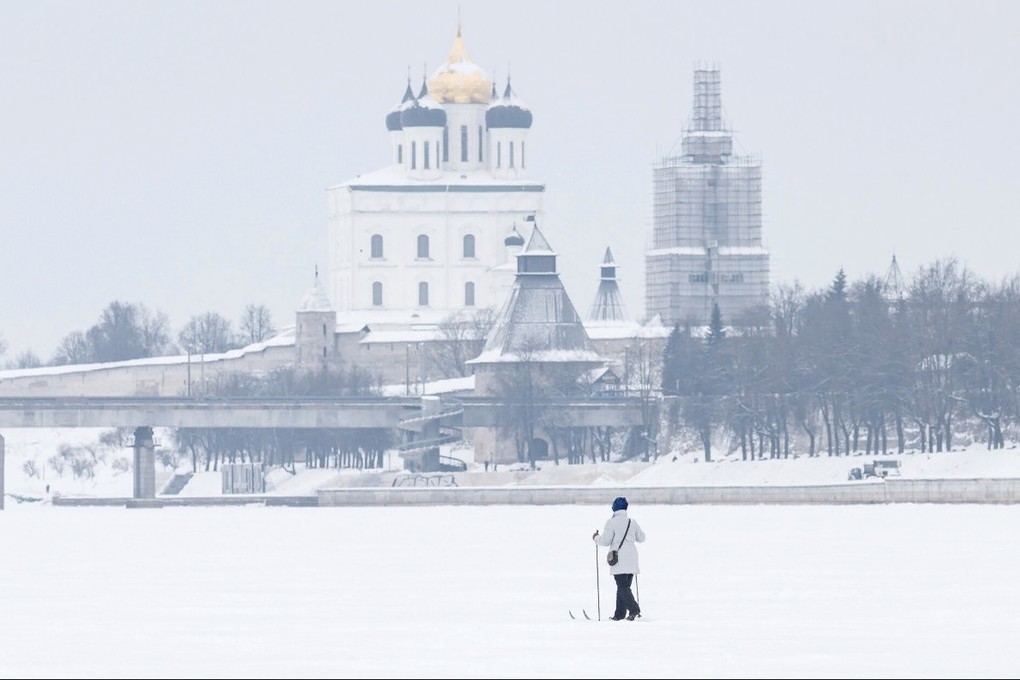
[646,67,770,326]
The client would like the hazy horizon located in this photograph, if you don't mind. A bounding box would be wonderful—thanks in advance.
[3,0,1019,358]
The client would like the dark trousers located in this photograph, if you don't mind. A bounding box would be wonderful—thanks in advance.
[613,573,640,618]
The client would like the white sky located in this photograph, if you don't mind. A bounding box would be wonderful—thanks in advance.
[3,1,1019,359]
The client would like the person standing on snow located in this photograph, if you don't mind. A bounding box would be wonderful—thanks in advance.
[592,496,645,620]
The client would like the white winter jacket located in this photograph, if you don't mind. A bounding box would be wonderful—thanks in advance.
[594,509,645,575]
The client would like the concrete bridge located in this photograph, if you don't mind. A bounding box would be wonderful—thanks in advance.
[0,395,650,430]
[0,396,423,429]
[0,395,653,509]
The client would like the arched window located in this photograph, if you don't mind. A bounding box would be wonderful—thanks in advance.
[478,126,483,162]
[372,282,383,307]
[521,141,525,168]
[463,234,476,259]
[424,141,430,169]
[464,282,475,307]
[418,282,429,306]
[460,125,468,162]
[397,144,403,164]
[496,142,501,168]
[411,141,417,169]
[417,234,430,259]
[443,127,449,163]
[509,141,515,168]
[370,234,383,259]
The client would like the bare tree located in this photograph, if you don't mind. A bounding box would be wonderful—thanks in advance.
[52,331,91,365]
[7,350,42,369]
[425,308,496,378]
[240,303,276,345]
[178,312,237,354]
[139,306,174,356]
[627,337,662,460]
[907,258,976,451]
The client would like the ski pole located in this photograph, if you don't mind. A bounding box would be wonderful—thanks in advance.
[635,574,640,604]
[595,540,601,621]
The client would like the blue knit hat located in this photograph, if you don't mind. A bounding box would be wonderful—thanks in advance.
[612,497,628,512]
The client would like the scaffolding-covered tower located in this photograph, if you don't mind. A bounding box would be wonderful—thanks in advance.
[645,67,770,326]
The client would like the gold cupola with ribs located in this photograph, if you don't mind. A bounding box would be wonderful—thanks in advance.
[427,25,492,104]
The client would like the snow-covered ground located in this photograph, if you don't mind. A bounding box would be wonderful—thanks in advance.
[3,425,1020,503]
[3,428,1020,676]
[1,503,1018,678]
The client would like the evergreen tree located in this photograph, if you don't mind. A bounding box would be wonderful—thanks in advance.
[661,322,683,395]
[707,303,726,345]
[828,268,848,303]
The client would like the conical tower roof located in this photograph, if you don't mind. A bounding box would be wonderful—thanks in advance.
[469,223,600,365]
[299,267,333,312]
[588,247,630,322]
[883,254,905,300]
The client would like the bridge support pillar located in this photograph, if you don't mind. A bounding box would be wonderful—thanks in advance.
[132,426,156,499]
[1,433,5,511]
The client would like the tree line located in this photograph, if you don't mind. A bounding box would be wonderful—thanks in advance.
[0,301,276,369]
[171,365,391,473]
[662,258,1020,461]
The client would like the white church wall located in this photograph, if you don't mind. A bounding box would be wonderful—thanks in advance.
[330,183,543,314]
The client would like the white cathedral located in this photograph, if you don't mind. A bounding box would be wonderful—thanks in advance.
[0,25,668,401]
[327,26,543,319]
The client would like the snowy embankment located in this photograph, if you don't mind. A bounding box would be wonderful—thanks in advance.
[3,426,1020,504]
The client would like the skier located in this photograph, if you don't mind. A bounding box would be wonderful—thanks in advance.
[592,496,645,620]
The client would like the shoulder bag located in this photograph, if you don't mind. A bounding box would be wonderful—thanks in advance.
[606,519,631,566]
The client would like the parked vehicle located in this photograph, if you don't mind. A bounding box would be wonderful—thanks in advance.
[851,459,902,480]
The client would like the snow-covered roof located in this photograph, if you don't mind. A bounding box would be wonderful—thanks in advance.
[470,348,602,365]
[583,321,645,340]
[521,223,555,256]
[469,225,600,366]
[645,245,767,258]
[359,328,441,345]
[717,246,768,256]
[684,129,732,138]
[645,246,707,257]
[298,271,333,312]
[485,79,533,129]
[379,374,475,397]
[334,165,545,189]
[0,328,298,380]
[385,80,417,131]
[337,308,451,329]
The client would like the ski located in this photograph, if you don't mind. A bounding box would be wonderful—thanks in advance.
[584,609,592,620]
[569,609,596,620]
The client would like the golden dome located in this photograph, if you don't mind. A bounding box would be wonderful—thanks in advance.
[427,26,492,104]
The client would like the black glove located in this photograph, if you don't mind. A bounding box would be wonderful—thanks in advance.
[592,530,599,540]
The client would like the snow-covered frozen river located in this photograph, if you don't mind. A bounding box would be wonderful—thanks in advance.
[1,503,1018,678]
